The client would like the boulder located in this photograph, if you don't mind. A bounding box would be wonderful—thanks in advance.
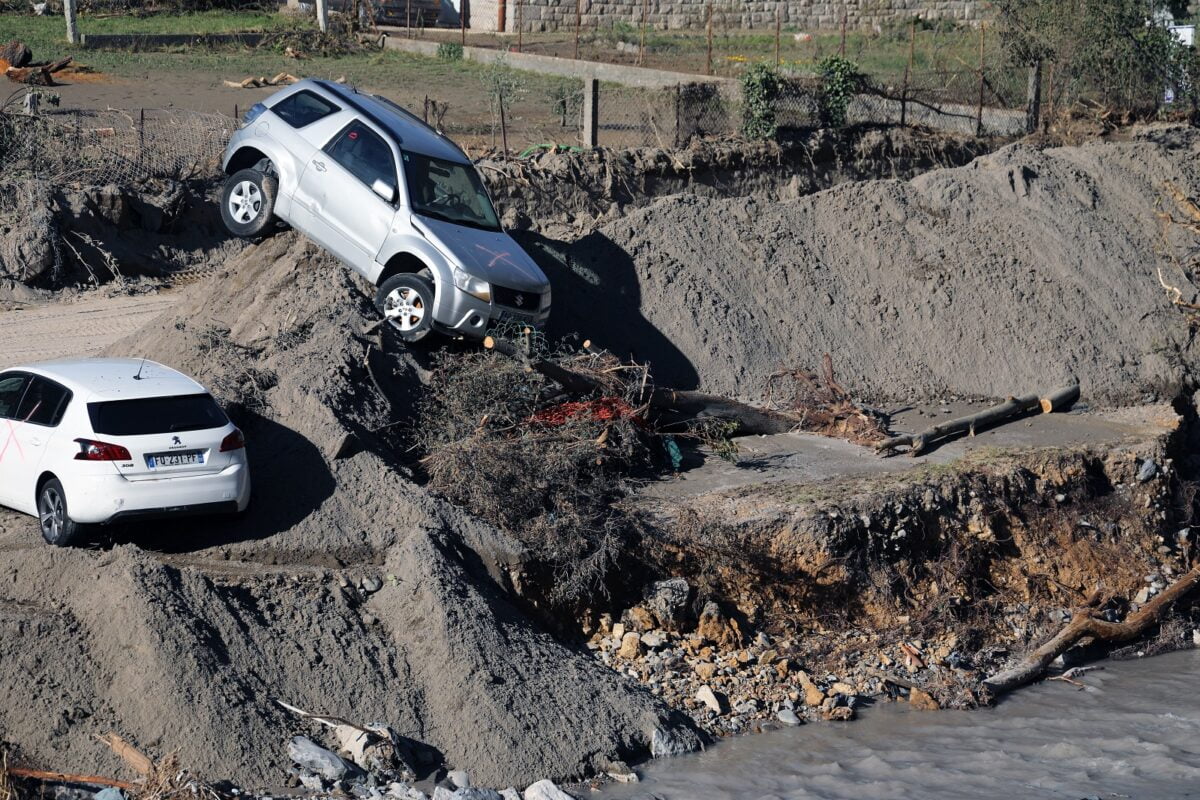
[0,41,31,68]
[644,577,692,630]
[617,632,643,659]
[287,735,360,782]
[523,780,574,800]
[696,602,742,648]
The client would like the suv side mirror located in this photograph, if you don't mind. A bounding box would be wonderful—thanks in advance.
[372,178,397,203]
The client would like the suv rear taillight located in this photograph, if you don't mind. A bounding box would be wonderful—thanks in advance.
[220,429,245,452]
[74,438,132,461]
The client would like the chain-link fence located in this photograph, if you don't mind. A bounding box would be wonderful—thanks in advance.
[0,107,236,184]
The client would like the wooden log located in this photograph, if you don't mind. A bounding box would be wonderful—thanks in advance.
[983,564,1200,696]
[876,384,1078,457]
[1040,383,1080,414]
[95,732,153,778]
[4,768,139,791]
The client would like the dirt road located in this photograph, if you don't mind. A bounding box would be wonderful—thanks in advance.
[0,291,178,365]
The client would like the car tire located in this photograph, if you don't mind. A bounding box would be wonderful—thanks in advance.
[38,478,85,547]
[376,273,436,343]
[220,168,278,238]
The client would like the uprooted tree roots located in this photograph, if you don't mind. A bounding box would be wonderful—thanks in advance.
[414,333,886,610]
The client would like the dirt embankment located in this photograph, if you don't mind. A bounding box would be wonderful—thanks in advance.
[528,124,1200,407]
[0,234,703,789]
[481,126,999,232]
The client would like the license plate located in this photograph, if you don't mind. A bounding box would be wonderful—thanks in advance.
[146,451,205,468]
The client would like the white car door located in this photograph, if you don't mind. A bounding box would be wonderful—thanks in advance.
[7,376,72,515]
[0,372,30,508]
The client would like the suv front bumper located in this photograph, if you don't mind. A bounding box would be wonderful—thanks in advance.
[436,287,550,338]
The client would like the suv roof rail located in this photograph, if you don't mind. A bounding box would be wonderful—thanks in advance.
[310,79,469,161]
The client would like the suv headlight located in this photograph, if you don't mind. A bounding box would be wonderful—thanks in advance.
[453,266,491,303]
[541,286,552,308]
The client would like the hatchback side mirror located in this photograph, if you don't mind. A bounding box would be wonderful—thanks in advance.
[372,178,397,203]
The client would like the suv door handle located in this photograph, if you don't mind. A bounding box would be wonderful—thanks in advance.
[28,437,41,446]
[312,159,327,172]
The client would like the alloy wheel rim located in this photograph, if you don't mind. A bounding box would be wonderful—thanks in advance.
[39,488,63,540]
[228,181,263,224]
[385,287,426,332]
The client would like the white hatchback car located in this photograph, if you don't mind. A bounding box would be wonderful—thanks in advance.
[0,358,251,546]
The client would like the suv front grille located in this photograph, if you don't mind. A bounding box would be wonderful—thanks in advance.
[494,285,543,311]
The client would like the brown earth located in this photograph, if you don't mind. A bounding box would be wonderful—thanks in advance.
[532,124,1200,407]
[2,126,1200,792]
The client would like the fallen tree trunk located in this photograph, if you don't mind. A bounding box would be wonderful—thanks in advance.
[983,564,1200,696]
[876,384,1079,456]
[483,336,801,435]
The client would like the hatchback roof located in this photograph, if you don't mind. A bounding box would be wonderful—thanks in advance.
[9,358,207,402]
[309,79,470,164]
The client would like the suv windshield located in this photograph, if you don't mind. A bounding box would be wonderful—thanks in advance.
[402,151,500,231]
[88,393,228,436]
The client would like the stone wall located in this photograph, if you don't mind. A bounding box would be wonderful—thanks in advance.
[483,0,990,34]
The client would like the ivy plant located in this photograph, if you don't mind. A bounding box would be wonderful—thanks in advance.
[741,63,782,140]
[817,55,863,128]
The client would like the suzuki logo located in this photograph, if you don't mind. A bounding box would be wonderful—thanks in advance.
[513,294,525,307]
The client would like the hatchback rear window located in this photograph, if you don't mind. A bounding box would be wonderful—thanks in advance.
[88,393,228,436]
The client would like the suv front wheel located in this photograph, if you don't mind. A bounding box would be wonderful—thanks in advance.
[221,168,278,238]
[376,273,435,343]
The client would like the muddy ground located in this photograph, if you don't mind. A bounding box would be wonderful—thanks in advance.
[1,126,1200,793]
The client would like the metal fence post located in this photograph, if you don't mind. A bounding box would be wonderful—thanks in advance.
[315,0,328,32]
[574,0,581,59]
[582,77,599,148]
[1025,58,1042,134]
[705,1,713,76]
[901,18,914,126]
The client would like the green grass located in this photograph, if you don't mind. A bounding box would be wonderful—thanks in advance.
[1,11,577,95]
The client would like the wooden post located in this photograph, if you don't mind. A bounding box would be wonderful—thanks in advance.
[63,0,78,44]
[516,0,522,52]
[638,0,648,66]
[901,18,914,126]
[582,76,599,147]
[498,86,509,156]
[705,0,713,76]
[839,11,846,57]
[975,21,985,136]
[497,0,506,32]
[774,5,781,67]
[574,0,581,59]
[405,0,411,35]
[461,0,466,44]
[1025,58,1042,134]
[1045,61,1056,131]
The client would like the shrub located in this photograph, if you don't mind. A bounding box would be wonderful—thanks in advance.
[436,42,464,61]
[816,56,862,128]
[740,63,782,140]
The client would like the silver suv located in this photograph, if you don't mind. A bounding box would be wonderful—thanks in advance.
[219,79,551,341]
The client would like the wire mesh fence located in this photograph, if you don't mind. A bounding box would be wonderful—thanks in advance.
[0,107,237,185]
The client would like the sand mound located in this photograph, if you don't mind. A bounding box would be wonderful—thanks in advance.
[0,233,701,788]
[540,125,1200,406]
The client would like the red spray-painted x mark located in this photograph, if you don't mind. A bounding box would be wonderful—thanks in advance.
[0,418,24,464]
[474,243,515,269]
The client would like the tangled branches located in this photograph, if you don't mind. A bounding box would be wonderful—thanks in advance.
[415,338,660,608]
[765,353,888,445]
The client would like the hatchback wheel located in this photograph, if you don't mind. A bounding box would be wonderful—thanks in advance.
[220,168,278,238]
[38,478,83,547]
[376,273,435,343]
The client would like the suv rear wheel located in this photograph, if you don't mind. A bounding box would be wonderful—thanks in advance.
[376,273,435,343]
[38,478,84,547]
[221,168,278,238]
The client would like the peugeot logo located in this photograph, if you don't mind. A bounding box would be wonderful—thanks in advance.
[171,436,182,446]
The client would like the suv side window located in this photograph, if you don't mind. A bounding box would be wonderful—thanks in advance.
[324,122,396,197]
[15,376,72,427]
[271,90,340,129]
[0,373,28,420]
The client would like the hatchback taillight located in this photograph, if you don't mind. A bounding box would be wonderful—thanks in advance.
[74,438,132,461]
[220,429,245,452]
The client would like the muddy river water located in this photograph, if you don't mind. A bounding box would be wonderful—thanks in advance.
[599,650,1200,800]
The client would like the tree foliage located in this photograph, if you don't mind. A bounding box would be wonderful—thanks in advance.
[995,0,1197,114]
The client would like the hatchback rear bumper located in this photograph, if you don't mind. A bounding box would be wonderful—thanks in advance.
[66,462,251,524]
